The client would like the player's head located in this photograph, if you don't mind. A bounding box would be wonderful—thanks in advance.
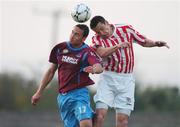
[90,15,111,38]
[70,24,89,46]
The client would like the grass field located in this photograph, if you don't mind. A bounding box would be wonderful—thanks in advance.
[0,111,179,127]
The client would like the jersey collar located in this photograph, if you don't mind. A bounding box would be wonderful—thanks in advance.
[66,42,88,51]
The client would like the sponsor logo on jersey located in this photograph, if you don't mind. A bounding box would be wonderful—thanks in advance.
[76,54,81,58]
[62,55,78,64]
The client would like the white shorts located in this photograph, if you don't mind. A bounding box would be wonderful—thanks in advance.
[94,71,135,111]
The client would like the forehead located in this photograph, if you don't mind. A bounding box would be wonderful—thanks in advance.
[72,26,83,34]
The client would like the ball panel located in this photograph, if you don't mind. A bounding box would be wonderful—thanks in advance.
[71,3,91,23]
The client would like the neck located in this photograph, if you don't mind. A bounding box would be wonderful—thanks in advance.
[109,24,114,36]
[71,43,83,48]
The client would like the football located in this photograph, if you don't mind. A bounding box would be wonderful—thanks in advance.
[71,3,91,23]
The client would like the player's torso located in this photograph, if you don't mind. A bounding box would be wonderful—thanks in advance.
[57,47,86,70]
[55,42,93,93]
[97,25,134,73]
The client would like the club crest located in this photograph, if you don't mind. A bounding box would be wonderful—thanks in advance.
[63,49,69,54]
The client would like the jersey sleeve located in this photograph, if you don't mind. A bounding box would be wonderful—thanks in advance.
[49,45,58,64]
[91,36,103,50]
[126,25,146,45]
[87,49,101,66]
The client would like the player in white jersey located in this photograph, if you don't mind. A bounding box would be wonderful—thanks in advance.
[90,16,169,127]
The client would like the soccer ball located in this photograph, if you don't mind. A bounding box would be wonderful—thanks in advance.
[71,3,91,23]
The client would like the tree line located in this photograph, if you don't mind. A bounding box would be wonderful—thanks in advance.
[0,72,180,112]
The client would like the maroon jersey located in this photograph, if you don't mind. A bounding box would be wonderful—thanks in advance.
[49,42,100,93]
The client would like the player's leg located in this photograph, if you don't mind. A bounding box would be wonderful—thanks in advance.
[80,119,93,127]
[57,93,79,127]
[113,74,135,127]
[115,109,131,127]
[75,102,94,127]
[74,88,95,127]
[94,101,108,127]
[94,71,116,127]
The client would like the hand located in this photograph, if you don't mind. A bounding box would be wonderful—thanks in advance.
[83,66,94,74]
[155,41,170,49]
[31,92,41,106]
[117,42,131,48]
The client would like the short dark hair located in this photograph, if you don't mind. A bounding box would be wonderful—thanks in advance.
[90,16,106,29]
[76,24,89,37]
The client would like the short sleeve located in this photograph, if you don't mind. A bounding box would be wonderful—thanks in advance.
[91,36,103,50]
[87,49,101,66]
[126,25,146,45]
[49,45,58,64]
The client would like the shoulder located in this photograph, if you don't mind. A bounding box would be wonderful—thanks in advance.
[114,23,133,29]
[51,42,67,50]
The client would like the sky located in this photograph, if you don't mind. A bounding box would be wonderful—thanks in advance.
[1,0,180,88]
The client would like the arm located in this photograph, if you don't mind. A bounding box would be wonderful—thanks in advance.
[141,38,170,48]
[83,63,103,74]
[31,63,58,106]
[96,42,130,58]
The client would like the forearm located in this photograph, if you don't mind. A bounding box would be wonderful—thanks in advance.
[142,39,169,49]
[142,38,157,47]
[36,66,56,94]
[83,63,103,74]
[98,45,119,58]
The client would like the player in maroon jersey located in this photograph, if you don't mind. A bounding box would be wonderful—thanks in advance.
[31,24,103,127]
[90,16,169,127]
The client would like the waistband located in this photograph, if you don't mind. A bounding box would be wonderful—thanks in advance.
[59,87,88,95]
[103,70,134,77]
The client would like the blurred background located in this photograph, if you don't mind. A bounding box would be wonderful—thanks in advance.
[0,0,180,127]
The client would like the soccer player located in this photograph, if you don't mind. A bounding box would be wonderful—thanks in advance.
[90,16,169,127]
[31,24,104,127]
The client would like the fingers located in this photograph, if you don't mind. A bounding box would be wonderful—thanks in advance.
[83,66,93,73]
[155,41,170,49]
[31,94,40,106]
[31,98,37,106]
[118,42,131,48]
[31,97,37,106]
[165,44,170,49]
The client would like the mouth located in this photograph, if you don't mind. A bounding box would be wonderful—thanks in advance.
[101,34,109,39]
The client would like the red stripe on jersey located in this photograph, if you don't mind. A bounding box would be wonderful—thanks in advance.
[96,36,102,46]
[123,47,129,73]
[130,35,134,73]
[104,39,116,71]
[113,38,121,72]
[119,49,124,73]
[126,25,146,45]
[109,38,120,72]
[116,28,125,42]
[116,28,129,73]
[122,27,131,73]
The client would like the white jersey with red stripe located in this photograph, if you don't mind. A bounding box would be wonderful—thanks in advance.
[91,24,146,73]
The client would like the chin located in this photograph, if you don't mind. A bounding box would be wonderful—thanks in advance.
[102,36,108,39]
